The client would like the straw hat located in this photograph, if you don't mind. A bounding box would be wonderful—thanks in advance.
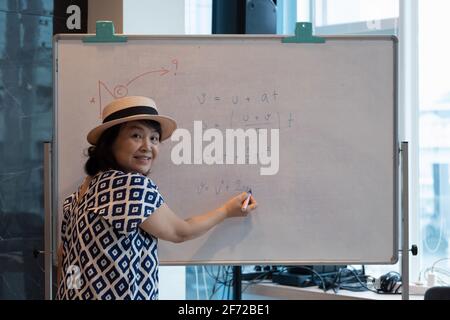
[87,96,177,145]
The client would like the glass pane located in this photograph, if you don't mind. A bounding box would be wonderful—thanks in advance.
[419,0,450,283]
[185,0,212,35]
[314,0,399,26]
[0,0,53,299]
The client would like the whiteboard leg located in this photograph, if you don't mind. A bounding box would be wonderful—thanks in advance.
[401,141,409,300]
[44,142,53,300]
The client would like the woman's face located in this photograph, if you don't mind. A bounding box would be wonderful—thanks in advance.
[112,120,160,175]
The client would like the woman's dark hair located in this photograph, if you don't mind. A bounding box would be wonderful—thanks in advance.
[84,120,162,176]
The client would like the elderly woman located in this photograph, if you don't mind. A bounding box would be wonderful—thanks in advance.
[56,96,257,300]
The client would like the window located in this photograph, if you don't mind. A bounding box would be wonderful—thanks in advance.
[313,0,398,26]
[185,0,212,34]
[418,0,450,285]
[306,0,399,36]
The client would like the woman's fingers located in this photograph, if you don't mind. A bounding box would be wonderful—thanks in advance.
[241,195,257,213]
[224,192,257,217]
[247,195,257,211]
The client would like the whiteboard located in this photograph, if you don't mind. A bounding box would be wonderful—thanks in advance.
[54,35,398,265]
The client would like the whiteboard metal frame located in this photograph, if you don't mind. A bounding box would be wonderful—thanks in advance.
[52,34,400,266]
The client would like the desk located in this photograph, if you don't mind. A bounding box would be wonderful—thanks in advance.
[243,281,424,300]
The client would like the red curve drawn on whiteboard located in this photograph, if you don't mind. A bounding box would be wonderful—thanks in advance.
[94,59,178,117]
[126,68,169,86]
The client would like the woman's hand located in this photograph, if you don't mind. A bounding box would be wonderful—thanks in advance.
[221,192,257,218]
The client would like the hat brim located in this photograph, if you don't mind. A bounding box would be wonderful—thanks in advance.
[87,114,177,145]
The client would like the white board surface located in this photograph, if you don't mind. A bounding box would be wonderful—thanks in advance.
[54,35,398,265]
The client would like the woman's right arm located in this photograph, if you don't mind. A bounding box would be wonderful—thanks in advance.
[139,192,257,243]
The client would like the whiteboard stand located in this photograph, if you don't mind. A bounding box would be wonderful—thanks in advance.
[400,142,409,300]
[400,142,419,300]
[401,141,415,300]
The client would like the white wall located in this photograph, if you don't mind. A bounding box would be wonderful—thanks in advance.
[123,0,185,34]
[88,0,123,33]
[159,266,186,299]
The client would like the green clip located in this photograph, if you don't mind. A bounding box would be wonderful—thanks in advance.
[83,21,127,43]
[282,22,325,44]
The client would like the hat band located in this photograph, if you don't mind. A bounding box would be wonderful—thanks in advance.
[103,106,159,123]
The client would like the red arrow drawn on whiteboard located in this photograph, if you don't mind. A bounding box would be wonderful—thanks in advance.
[96,67,171,117]
[126,67,170,86]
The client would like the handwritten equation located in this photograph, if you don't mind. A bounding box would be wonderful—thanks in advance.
[196,112,293,132]
[192,112,294,133]
[231,110,294,130]
[196,179,252,195]
[196,90,279,106]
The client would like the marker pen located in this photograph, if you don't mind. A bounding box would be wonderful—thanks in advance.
[241,189,252,212]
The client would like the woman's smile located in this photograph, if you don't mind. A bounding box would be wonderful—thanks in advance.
[134,155,152,164]
[113,121,161,175]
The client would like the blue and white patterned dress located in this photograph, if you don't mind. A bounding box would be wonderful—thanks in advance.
[56,170,164,300]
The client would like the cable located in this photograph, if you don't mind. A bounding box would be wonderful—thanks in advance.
[222,266,231,300]
[206,265,235,300]
[335,266,379,293]
[194,266,200,300]
[430,267,450,286]
[242,270,272,293]
[206,266,220,299]
[213,266,222,299]
[431,257,450,273]
[201,265,209,300]
[418,258,450,287]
